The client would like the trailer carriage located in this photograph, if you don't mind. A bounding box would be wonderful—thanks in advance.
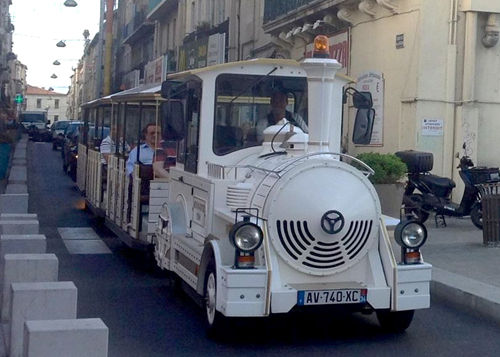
[79,37,432,336]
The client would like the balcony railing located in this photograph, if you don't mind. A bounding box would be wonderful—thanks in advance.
[264,0,318,24]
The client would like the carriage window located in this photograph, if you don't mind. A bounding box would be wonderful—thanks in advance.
[213,74,308,156]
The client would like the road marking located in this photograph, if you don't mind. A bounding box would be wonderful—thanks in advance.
[58,227,100,240]
[58,227,112,254]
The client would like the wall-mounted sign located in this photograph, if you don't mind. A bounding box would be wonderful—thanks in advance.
[207,33,226,67]
[422,118,444,136]
[121,70,140,90]
[356,70,384,146]
[396,34,404,49]
[144,56,164,85]
[305,29,350,75]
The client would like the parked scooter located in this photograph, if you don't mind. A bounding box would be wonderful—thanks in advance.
[396,148,500,229]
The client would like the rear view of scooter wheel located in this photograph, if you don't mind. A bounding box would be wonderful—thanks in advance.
[470,201,483,230]
[403,194,430,223]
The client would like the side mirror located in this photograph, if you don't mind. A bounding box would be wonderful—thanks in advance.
[352,108,376,145]
[161,80,182,99]
[353,91,373,109]
[47,120,51,125]
[161,101,185,140]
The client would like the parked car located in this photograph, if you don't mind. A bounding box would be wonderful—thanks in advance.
[51,120,71,150]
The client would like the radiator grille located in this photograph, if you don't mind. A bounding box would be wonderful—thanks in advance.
[276,220,373,271]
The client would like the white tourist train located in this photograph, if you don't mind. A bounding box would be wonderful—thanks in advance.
[79,36,431,336]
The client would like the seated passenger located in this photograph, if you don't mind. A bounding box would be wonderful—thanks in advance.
[126,123,173,179]
[256,90,308,143]
[100,126,130,165]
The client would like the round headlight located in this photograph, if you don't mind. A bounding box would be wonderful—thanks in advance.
[229,222,263,253]
[394,221,427,249]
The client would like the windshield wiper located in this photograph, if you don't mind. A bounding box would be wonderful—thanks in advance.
[228,67,278,105]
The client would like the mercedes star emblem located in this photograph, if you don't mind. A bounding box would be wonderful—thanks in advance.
[321,210,345,234]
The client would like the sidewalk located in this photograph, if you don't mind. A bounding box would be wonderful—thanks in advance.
[420,216,500,324]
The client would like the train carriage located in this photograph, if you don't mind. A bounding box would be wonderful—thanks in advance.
[79,36,432,337]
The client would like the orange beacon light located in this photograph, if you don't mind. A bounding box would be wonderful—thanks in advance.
[313,35,330,58]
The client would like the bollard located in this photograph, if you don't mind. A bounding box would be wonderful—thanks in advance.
[7,166,27,183]
[24,318,108,357]
[1,254,58,323]
[0,220,39,235]
[8,282,78,357]
[0,194,29,214]
[5,185,28,194]
[0,213,37,221]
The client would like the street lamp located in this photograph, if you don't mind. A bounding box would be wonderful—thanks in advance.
[56,40,66,48]
[53,60,61,65]
[51,74,57,79]
[64,0,78,7]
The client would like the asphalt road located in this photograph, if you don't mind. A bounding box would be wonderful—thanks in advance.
[27,141,500,357]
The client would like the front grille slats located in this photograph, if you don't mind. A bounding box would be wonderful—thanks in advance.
[283,220,303,257]
[275,219,374,273]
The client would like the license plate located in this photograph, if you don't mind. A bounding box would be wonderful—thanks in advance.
[297,289,367,306]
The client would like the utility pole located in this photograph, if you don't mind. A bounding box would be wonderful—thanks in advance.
[103,0,114,96]
[95,0,105,99]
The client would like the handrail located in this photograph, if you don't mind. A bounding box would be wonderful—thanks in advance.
[206,152,374,179]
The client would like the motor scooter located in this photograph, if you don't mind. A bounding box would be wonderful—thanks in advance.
[396,149,500,229]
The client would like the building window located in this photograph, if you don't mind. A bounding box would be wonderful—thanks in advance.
[54,115,59,121]
[55,99,59,109]
[36,99,42,108]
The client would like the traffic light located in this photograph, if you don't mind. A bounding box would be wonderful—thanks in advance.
[14,94,23,104]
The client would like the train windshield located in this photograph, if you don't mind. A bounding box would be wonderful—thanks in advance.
[213,74,308,156]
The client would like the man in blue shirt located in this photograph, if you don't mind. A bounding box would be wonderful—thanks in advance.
[126,123,161,176]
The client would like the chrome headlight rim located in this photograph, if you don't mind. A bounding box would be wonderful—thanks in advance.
[229,221,264,253]
[394,220,428,249]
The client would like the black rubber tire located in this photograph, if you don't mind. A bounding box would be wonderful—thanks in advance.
[70,165,77,182]
[204,259,227,339]
[63,162,68,172]
[376,309,414,332]
[403,194,430,223]
[471,201,483,230]
[52,142,57,150]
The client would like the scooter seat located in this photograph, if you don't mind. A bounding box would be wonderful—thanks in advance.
[421,174,456,190]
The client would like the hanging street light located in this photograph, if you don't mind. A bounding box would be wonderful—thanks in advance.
[53,60,61,65]
[64,0,78,7]
[56,40,66,48]
[51,74,57,79]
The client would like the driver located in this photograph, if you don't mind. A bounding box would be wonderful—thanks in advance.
[255,90,308,143]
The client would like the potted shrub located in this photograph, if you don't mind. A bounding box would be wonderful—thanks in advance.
[356,152,407,218]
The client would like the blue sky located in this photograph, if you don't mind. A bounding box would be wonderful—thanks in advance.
[11,0,101,94]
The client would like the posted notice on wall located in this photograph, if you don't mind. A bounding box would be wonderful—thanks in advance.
[421,119,444,136]
[356,70,384,146]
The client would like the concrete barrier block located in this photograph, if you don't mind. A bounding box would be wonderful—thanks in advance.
[13,150,26,160]
[0,235,46,257]
[24,318,108,357]
[16,143,27,150]
[9,282,77,357]
[0,194,29,214]
[5,185,28,194]
[12,159,26,166]
[0,214,37,221]
[1,254,58,323]
[8,166,27,182]
[0,235,47,296]
[0,221,39,235]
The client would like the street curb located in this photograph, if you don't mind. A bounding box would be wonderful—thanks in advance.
[431,267,500,325]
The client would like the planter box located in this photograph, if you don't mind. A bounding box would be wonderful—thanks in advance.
[373,183,405,219]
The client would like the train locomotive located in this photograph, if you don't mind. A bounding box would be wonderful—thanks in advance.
[151,37,432,335]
